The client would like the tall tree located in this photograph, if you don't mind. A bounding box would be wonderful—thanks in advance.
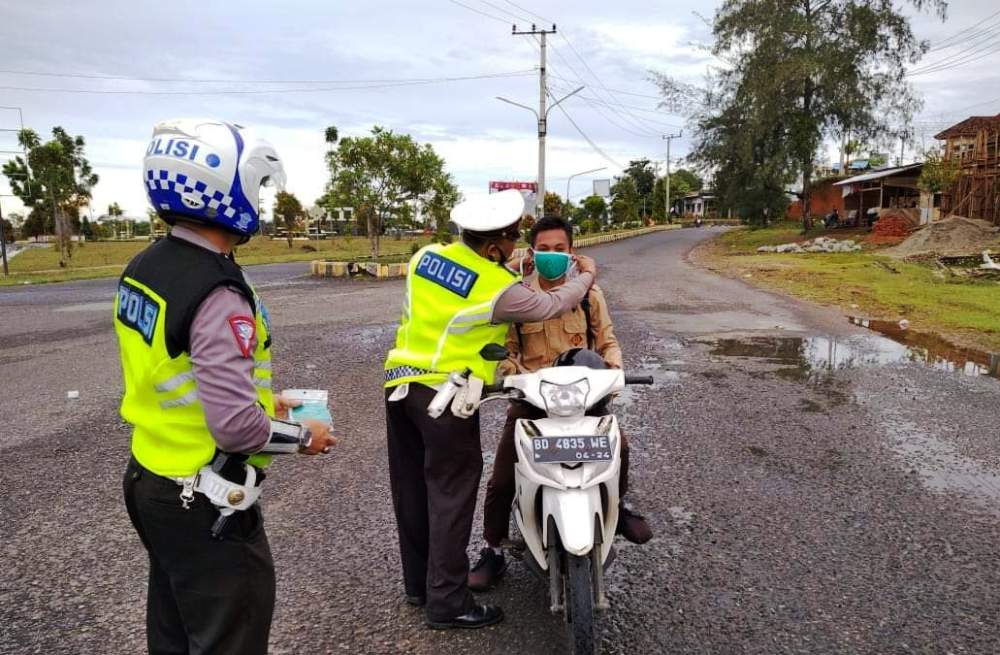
[273,191,304,248]
[1,218,15,244]
[543,191,564,216]
[610,177,640,225]
[325,126,453,259]
[656,0,945,231]
[2,127,98,265]
[579,195,607,233]
[424,173,461,243]
[623,159,657,198]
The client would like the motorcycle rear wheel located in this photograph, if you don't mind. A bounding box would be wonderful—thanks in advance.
[565,554,596,655]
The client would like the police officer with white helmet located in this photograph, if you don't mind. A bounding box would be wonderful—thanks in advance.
[383,190,598,629]
[117,118,336,654]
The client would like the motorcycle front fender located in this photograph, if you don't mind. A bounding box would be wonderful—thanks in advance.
[542,486,602,558]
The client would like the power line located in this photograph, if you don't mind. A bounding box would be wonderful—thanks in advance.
[478,0,530,23]
[0,70,536,96]
[0,67,530,86]
[555,33,664,136]
[501,0,552,25]
[549,81,684,125]
[547,43,660,137]
[445,0,510,24]
[927,8,1000,52]
[909,28,1000,75]
[908,38,1000,76]
[552,102,624,169]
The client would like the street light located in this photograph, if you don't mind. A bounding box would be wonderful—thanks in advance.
[496,85,585,217]
[565,166,606,205]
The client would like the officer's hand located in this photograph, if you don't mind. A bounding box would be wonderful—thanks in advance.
[300,419,338,455]
[574,255,597,280]
[274,395,302,420]
[507,251,533,276]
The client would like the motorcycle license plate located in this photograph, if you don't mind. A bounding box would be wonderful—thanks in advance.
[531,436,613,464]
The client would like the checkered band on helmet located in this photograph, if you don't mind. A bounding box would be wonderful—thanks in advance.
[145,170,239,221]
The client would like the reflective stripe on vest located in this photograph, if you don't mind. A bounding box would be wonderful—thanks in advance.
[383,242,516,388]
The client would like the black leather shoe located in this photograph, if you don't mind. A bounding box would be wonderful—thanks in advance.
[617,502,653,544]
[427,604,504,630]
[405,595,426,607]
[468,548,507,591]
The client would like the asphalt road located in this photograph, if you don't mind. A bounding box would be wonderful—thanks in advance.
[2,228,998,654]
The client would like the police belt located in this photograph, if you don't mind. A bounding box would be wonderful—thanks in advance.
[171,461,263,512]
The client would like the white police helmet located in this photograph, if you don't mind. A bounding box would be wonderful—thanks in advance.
[450,189,525,233]
[143,118,286,237]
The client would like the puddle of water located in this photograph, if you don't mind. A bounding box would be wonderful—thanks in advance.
[710,329,1000,381]
[847,317,999,380]
[882,414,1000,513]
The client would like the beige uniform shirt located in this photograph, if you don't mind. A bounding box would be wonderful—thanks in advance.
[498,274,622,376]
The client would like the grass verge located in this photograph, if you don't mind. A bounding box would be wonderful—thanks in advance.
[1,236,430,286]
[693,223,1000,352]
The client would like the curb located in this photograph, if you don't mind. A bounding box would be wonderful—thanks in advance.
[310,224,679,279]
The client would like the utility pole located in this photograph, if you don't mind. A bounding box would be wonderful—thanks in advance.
[662,131,682,222]
[0,201,8,277]
[512,23,558,218]
[1,105,28,278]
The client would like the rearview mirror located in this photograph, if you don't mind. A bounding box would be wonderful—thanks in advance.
[480,343,510,361]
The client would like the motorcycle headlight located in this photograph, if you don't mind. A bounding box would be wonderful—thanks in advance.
[540,378,589,417]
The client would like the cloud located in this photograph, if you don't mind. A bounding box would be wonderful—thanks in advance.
[0,0,994,218]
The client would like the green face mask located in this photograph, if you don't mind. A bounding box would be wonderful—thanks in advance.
[533,250,572,280]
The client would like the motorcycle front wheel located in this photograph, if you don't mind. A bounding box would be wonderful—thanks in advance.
[565,554,596,655]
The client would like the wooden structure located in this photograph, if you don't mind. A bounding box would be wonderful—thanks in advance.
[833,163,923,226]
[935,114,1000,225]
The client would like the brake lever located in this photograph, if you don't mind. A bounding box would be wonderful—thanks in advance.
[478,389,524,406]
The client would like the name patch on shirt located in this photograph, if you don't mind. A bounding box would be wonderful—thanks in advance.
[414,252,478,298]
[117,281,160,345]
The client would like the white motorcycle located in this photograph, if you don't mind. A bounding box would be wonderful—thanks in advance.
[428,348,653,655]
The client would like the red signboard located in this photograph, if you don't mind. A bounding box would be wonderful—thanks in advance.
[489,181,537,193]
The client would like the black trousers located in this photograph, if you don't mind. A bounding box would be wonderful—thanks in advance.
[123,457,275,655]
[385,384,483,622]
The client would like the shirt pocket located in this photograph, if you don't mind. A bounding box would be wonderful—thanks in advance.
[516,322,548,367]
[562,309,589,349]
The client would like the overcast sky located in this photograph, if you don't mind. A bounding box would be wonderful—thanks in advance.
[1,0,997,220]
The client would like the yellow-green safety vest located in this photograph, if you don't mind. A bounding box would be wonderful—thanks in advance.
[115,272,274,478]
[384,242,518,389]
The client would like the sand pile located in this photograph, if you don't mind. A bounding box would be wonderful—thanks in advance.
[884,216,1000,259]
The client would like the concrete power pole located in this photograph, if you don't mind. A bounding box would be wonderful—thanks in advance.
[662,132,682,222]
[513,24,558,218]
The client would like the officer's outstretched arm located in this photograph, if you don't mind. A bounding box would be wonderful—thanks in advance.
[259,418,337,455]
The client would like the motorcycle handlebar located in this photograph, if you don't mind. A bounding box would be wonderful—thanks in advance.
[624,374,654,385]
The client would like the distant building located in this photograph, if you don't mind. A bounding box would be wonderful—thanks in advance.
[682,192,716,217]
[832,163,925,226]
[934,114,1000,225]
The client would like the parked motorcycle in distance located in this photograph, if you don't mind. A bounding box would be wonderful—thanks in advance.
[427,348,653,655]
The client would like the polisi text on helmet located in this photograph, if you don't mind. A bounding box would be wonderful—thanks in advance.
[146,138,220,169]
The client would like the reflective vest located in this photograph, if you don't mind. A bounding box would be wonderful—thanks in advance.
[384,242,518,388]
[114,236,274,477]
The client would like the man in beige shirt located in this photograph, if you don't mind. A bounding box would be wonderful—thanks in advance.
[469,215,652,592]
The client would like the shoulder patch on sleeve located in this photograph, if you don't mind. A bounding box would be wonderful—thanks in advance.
[227,315,256,358]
